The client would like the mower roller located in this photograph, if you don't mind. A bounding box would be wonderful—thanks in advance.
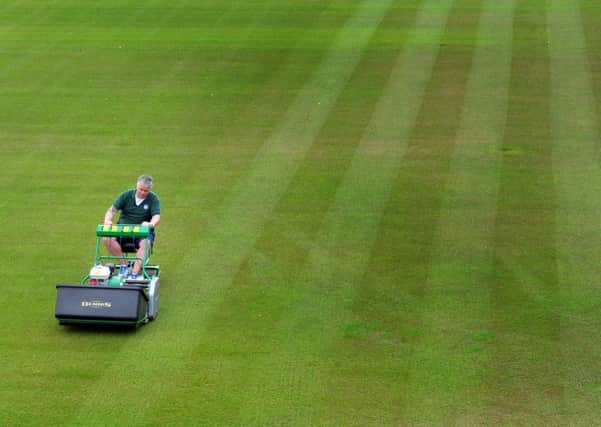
[55,224,160,327]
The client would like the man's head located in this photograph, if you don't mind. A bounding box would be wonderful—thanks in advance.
[135,175,153,199]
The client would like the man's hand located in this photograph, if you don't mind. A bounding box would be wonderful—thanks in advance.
[141,221,154,228]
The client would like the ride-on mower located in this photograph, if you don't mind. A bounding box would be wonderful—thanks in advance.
[55,224,160,327]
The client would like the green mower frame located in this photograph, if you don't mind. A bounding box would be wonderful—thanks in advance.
[55,224,161,326]
[85,224,157,283]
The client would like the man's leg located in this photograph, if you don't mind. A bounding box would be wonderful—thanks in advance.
[102,237,126,264]
[132,239,147,275]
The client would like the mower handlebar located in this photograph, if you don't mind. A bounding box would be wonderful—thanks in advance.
[96,224,151,238]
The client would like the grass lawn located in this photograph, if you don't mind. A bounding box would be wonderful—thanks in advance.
[2,0,601,424]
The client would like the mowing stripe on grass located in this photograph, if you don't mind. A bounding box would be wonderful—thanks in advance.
[406,0,514,423]
[548,1,601,422]
[67,0,394,422]
[170,4,422,424]
[488,3,561,421]
[347,0,482,422]
[232,0,455,423]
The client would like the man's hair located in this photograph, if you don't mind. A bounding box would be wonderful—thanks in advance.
[137,175,154,188]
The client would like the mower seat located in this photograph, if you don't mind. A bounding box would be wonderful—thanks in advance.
[120,239,138,254]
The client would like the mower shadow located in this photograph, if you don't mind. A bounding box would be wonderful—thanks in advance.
[58,323,141,335]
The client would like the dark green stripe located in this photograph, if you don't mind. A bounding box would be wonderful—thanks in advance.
[487,0,562,416]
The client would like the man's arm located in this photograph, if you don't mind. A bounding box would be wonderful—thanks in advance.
[142,214,160,229]
[104,206,118,225]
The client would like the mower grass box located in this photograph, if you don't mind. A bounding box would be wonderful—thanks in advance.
[56,285,148,326]
[55,224,160,327]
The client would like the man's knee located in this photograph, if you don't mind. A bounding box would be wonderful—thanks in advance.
[103,237,122,254]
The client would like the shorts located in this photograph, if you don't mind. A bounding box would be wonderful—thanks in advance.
[116,231,155,252]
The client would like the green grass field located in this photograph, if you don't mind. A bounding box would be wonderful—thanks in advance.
[2,0,601,424]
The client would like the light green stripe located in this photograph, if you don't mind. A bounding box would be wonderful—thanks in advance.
[67,0,394,421]
[548,0,601,298]
[548,0,601,421]
[237,0,454,422]
[416,0,514,418]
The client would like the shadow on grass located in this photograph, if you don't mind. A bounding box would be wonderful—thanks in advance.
[57,323,142,335]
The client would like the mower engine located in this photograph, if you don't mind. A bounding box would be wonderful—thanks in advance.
[89,265,111,286]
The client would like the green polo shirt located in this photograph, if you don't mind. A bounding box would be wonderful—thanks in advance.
[113,189,161,225]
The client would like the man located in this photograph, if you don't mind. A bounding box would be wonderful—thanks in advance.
[103,175,161,278]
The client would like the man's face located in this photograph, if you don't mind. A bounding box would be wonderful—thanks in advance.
[135,183,151,199]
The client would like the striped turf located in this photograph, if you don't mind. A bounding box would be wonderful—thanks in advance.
[548,0,601,423]
[2,0,601,425]
[409,0,514,423]
[488,1,562,421]
[229,1,454,423]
